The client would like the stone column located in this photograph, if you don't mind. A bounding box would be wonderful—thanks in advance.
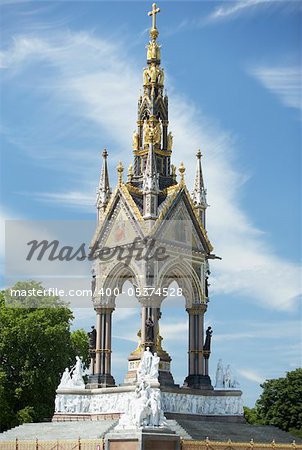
[104,309,113,375]
[87,307,115,388]
[95,310,102,374]
[183,304,213,390]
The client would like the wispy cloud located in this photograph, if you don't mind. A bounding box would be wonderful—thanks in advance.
[248,65,301,111]
[1,31,301,312]
[206,0,271,22]
[33,191,95,209]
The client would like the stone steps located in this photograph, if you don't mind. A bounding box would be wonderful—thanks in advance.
[166,420,192,439]
[175,419,301,444]
[0,420,118,441]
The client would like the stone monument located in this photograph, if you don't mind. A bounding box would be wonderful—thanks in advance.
[53,2,244,427]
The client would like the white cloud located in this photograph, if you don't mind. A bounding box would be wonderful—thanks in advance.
[1,31,301,312]
[207,0,271,22]
[238,368,265,384]
[248,65,301,111]
[213,321,301,341]
[33,191,95,209]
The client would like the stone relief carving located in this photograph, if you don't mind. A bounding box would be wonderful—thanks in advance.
[55,391,243,416]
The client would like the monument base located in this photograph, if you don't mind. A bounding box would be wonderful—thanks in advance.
[53,385,243,421]
[183,374,213,390]
[105,428,180,450]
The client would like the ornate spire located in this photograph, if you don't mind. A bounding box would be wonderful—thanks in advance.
[192,149,208,226]
[130,3,176,192]
[96,149,111,217]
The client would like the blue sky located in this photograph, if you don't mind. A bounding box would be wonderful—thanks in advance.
[0,0,301,407]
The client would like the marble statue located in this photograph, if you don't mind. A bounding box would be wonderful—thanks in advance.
[224,364,232,389]
[58,368,72,389]
[138,347,160,382]
[70,356,85,387]
[116,349,166,430]
[150,352,160,380]
[215,359,224,388]
[231,377,240,389]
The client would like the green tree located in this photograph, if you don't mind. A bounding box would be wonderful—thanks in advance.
[71,328,90,369]
[0,281,89,431]
[246,369,302,437]
[243,406,260,425]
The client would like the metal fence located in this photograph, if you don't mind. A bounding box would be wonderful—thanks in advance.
[181,439,302,450]
[0,439,104,450]
[0,438,301,450]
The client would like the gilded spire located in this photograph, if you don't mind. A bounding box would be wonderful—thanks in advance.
[130,3,176,191]
[97,149,111,216]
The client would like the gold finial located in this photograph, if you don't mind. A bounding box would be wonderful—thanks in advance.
[179,161,185,185]
[127,163,133,182]
[148,3,160,39]
[196,149,202,159]
[117,161,124,186]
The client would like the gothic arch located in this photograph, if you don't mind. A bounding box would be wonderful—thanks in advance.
[158,257,203,308]
[95,261,141,308]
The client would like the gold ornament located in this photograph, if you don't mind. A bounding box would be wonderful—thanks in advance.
[117,161,124,186]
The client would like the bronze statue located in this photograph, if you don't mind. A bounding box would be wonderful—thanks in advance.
[146,317,154,342]
[88,326,97,350]
[203,326,212,352]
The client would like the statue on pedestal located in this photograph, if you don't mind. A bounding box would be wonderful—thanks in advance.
[117,348,166,430]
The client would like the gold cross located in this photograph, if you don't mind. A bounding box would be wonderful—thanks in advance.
[148,3,160,30]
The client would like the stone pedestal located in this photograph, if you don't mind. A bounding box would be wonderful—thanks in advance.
[105,428,180,450]
[124,330,175,387]
[183,374,213,390]
[87,373,116,389]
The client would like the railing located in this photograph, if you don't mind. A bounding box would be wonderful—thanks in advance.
[0,439,104,450]
[0,438,301,450]
[181,438,302,450]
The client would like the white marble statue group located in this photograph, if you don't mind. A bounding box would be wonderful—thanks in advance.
[214,359,240,389]
[57,356,85,389]
[116,348,166,430]
[137,347,160,382]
